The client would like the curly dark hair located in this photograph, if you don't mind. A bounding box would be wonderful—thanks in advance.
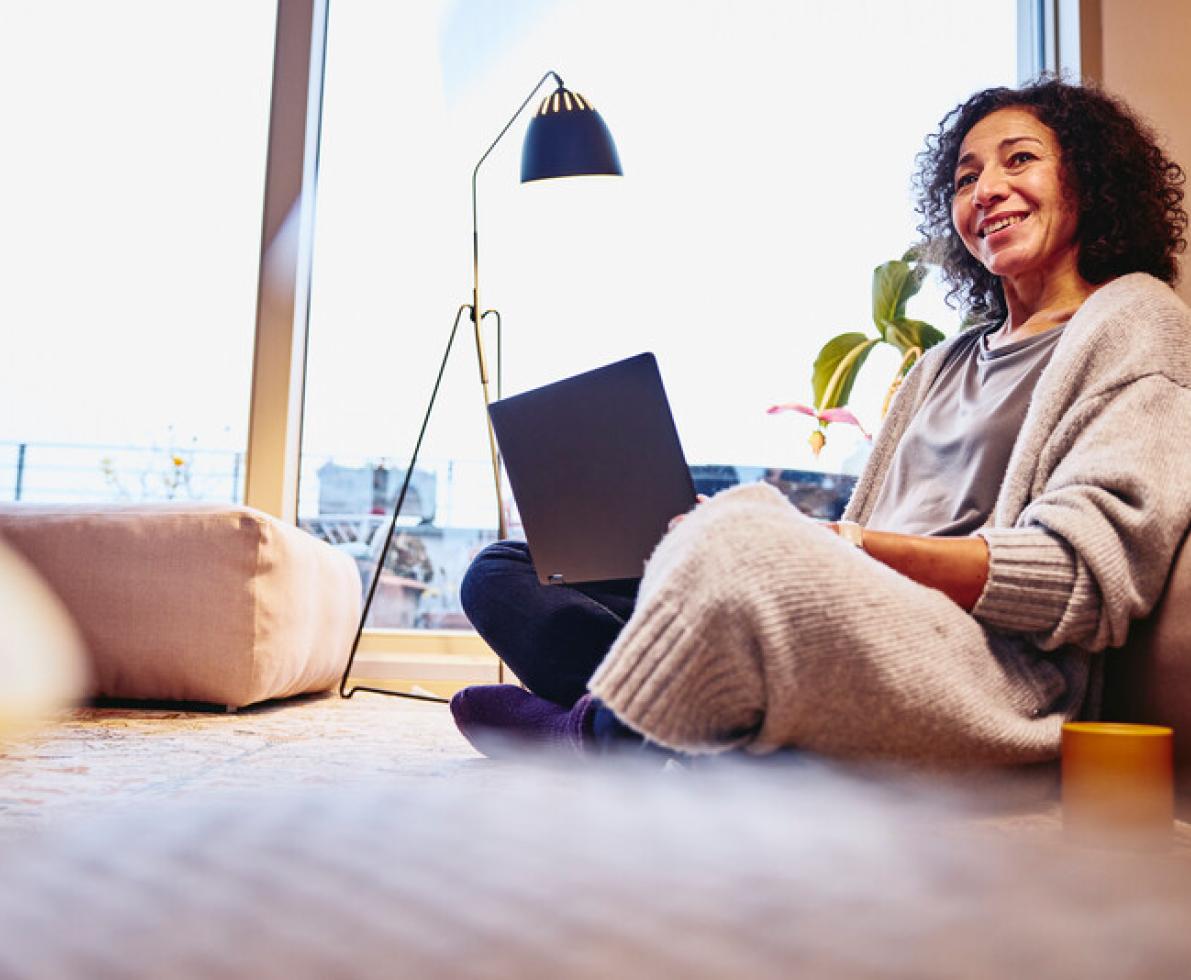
[913,76,1187,322]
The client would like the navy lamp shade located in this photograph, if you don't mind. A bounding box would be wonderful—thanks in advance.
[521,87,623,182]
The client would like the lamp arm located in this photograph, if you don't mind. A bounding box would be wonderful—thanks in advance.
[470,70,563,321]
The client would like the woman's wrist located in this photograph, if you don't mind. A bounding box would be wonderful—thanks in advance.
[853,527,990,611]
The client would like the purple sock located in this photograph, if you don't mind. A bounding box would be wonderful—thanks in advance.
[449,685,597,758]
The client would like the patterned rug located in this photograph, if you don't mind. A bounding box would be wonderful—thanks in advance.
[1,734,1191,977]
[0,693,483,838]
[3,696,1191,976]
[3,694,1189,845]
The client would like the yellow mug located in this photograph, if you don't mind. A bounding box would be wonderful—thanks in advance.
[1061,722,1174,847]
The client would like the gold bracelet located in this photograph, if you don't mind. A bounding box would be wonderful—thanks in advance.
[837,520,865,550]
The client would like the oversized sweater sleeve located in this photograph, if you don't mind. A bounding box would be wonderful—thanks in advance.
[973,374,1191,652]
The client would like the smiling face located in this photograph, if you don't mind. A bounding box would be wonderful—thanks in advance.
[951,107,1081,287]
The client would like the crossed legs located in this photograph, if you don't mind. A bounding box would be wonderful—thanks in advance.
[453,540,645,754]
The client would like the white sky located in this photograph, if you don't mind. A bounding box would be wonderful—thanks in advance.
[0,0,1016,517]
[0,2,273,451]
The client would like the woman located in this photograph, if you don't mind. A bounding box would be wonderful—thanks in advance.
[450,77,1191,765]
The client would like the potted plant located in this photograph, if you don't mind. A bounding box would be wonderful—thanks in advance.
[769,248,948,456]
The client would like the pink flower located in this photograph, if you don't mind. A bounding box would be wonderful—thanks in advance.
[766,403,871,440]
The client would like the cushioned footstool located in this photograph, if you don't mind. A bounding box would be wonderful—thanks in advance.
[0,504,360,708]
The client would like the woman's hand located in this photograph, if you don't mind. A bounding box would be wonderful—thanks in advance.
[668,494,710,532]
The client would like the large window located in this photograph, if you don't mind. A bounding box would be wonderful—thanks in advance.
[0,3,275,506]
[301,1,1019,630]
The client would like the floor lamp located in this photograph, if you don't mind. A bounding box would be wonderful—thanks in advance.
[340,70,623,703]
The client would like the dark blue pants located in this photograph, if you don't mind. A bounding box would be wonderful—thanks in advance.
[460,540,645,746]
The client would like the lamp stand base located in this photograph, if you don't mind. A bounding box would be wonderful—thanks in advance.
[338,302,505,703]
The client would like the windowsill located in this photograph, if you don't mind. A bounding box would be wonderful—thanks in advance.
[347,628,508,698]
[356,628,492,657]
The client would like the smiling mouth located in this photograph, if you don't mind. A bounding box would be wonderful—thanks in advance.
[978,214,1027,238]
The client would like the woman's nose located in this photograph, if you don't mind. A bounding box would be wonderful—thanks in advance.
[973,168,1008,207]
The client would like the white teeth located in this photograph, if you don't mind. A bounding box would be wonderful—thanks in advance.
[980,214,1025,238]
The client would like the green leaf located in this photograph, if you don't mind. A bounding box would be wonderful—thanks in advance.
[812,332,880,410]
[883,317,945,354]
[871,260,926,333]
[917,321,945,350]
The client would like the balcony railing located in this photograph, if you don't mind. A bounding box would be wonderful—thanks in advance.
[1,440,244,505]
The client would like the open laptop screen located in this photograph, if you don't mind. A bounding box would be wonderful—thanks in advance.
[489,352,696,585]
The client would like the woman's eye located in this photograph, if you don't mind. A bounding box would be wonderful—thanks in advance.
[954,173,976,191]
[1008,151,1036,166]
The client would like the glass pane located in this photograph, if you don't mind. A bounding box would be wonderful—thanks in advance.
[0,3,275,505]
[302,0,1017,630]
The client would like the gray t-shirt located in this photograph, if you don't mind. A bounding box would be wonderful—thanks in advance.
[865,324,1065,536]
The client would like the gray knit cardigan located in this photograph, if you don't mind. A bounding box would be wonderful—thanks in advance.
[590,273,1191,762]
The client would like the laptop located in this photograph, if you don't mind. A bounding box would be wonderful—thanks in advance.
[488,352,697,585]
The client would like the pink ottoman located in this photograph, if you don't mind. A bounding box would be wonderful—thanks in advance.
[0,504,360,708]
